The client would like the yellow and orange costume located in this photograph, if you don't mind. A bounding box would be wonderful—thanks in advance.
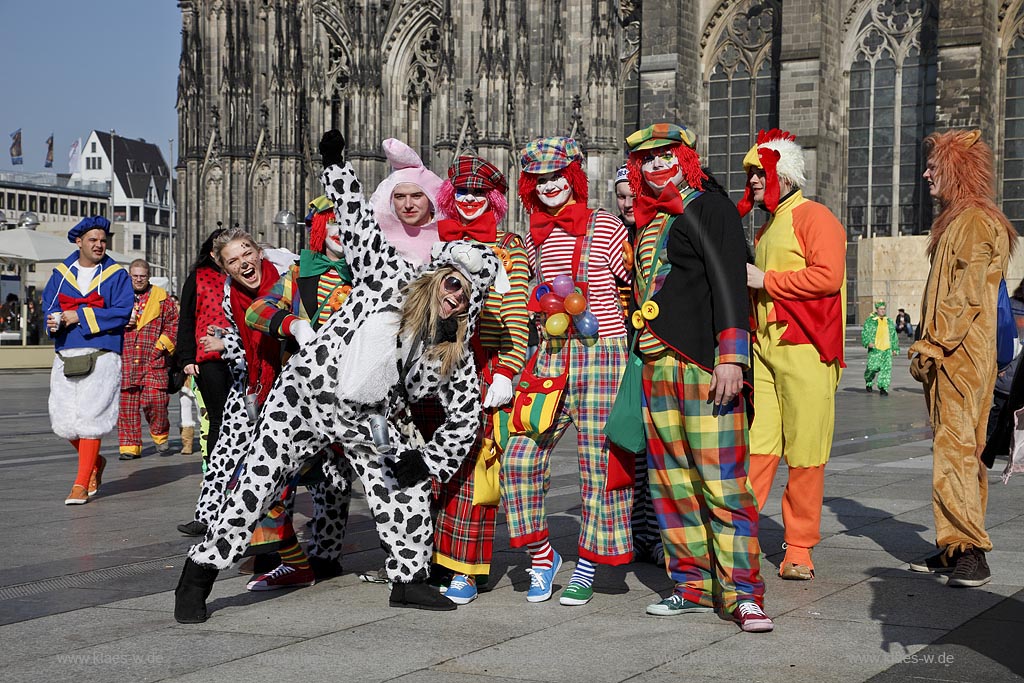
[739,130,846,579]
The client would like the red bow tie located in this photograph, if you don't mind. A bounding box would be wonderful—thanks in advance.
[633,183,685,227]
[59,291,105,311]
[529,203,590,246]
[438,212,498,243]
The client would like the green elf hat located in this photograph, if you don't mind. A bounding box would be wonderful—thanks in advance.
[625,123,698,152]
[874,300,886,310]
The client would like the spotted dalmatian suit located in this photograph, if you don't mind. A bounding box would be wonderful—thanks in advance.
[188,163,498,584]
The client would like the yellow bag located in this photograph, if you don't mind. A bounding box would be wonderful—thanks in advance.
[471,437,501,506]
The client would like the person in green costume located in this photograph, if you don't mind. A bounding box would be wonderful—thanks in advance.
[862,301,899,395]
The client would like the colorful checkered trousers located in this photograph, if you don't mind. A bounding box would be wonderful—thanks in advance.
[433,369,497,576]
[117,385,170,456]
[501,335,634,565]
[641,350,765,609]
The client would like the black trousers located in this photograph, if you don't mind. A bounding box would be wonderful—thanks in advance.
[195,360,231,456]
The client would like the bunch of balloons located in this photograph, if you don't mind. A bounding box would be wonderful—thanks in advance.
[535,274,600,338]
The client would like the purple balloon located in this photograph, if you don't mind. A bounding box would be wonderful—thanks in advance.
[552,274,575,298]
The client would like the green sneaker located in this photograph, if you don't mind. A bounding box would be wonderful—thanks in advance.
[645,594,713,616]
[559,583,594,606]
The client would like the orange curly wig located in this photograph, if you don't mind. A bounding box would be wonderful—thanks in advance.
[925,130,1017,257]
[517,160,589,214]
[625,143,707,200]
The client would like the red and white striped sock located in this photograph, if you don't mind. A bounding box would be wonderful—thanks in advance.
[527,539,554,571]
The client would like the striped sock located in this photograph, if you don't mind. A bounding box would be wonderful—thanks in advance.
[527,539,554,571]
[278,539,310,570]
[568,558,596,588]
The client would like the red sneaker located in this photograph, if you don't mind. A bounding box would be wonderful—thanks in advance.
[734,601,775,633]
[246,564,316,591]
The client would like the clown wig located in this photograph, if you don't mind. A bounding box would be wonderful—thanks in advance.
[924,129,1017,258]
[436,183,509,224]
[516,160,589,214]
[308,208,334,253]
[625,143,708,200]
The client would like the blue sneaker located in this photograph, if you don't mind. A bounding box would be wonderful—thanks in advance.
[526,551,562,603]
[445,575,478,605]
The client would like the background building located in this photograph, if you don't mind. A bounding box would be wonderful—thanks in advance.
[73,131,176,287]
[176,0,1024,321]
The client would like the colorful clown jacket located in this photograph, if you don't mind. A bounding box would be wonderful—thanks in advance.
[121,285,178,389]
[632,189,751,373]
[752,189,847,367]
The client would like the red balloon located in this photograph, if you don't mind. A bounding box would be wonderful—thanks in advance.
[563,292,587,316]
[539,292,565,314]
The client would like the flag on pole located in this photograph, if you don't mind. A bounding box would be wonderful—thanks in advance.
[44,133,54,168]
[9,129,23,165]
[68,137,81,174]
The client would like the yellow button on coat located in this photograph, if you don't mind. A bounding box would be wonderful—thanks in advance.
[631,311,644,329]
[641,301,660,320]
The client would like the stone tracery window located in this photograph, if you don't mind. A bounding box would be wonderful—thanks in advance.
[405,27,440,165]
[704,0,781,215]
[845,0,937,239]
[1002,9,1024,235]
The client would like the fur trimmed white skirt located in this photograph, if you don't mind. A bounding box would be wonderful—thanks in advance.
[49,348,122,440]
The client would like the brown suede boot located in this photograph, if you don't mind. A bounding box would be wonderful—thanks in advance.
[180,426,195,455]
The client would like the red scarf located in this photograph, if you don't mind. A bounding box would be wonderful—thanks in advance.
[633,183,685,227]
[437,211,498,243]
[529,202,590,245]
[229,259,281,406]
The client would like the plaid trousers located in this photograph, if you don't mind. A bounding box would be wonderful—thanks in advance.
[642,350,764,609]
[501,335,633,565]
[118,385,170,454]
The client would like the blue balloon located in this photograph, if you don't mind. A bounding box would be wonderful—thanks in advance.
[573,310,600,337]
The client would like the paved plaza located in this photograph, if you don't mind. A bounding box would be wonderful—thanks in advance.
[1,334,1023,682]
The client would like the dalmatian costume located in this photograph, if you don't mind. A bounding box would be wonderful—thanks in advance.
[185,162,502,587]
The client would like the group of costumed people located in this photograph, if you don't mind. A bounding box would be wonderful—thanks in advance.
[34,115,993,630]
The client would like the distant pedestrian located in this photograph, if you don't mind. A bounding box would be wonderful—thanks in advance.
[894,308,913,339]
[117,259,178,459]
[908,129,1017,588]
[43,217,133,504]
[861,301,898,396]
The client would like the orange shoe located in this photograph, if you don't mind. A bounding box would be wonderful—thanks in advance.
[88,455,107,497]
[65,485,89,505]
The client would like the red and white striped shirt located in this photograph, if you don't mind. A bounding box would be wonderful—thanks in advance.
[523,209,631,339]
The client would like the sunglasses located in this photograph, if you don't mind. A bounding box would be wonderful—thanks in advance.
[442,275,464,293]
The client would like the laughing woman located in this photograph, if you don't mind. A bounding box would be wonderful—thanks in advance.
[178,228,285,534]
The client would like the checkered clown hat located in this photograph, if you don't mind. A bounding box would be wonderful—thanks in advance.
[519,137,584,175]
[448,155,507,194]
[625,123,698,153]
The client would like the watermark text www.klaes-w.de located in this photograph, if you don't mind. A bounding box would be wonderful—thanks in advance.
[55,652,164,666]
[844,651,956,666]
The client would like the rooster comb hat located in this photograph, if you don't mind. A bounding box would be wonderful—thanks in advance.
[737,129,806,217]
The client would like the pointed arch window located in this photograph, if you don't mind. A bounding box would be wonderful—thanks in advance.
[704,0,781,217]
[845,1,937,238]
[1002,15,1024,235]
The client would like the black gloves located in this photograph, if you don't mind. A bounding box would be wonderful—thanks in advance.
[319,129,346,167]
[393,449,430,488]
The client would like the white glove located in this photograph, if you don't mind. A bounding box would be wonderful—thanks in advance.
[482,374,514,409]
[291,319,316,347]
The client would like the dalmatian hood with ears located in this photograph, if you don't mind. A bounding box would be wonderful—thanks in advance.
[421,240,507,334]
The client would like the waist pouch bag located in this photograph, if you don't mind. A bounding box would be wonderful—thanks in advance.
[61,350,108,378]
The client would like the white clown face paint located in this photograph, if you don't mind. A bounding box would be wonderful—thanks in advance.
[325,220,345,258]
[640,150,683,193]
[454,189,490,221]
[535,171,572,209]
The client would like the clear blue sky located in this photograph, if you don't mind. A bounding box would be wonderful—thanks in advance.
[0,1,180,174]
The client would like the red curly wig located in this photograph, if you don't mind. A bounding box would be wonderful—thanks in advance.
[517,160,589,214]
[437,182,509,224]
[925,130,1017,257]
[308,208,334,253]
[626,143,707,200]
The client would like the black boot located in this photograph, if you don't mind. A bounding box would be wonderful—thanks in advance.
[309,556,344,581]
[389,580,457,611]
[174,558,220,623]
[177,520,208,537]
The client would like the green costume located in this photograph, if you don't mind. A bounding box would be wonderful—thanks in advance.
[862,309,899,391]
